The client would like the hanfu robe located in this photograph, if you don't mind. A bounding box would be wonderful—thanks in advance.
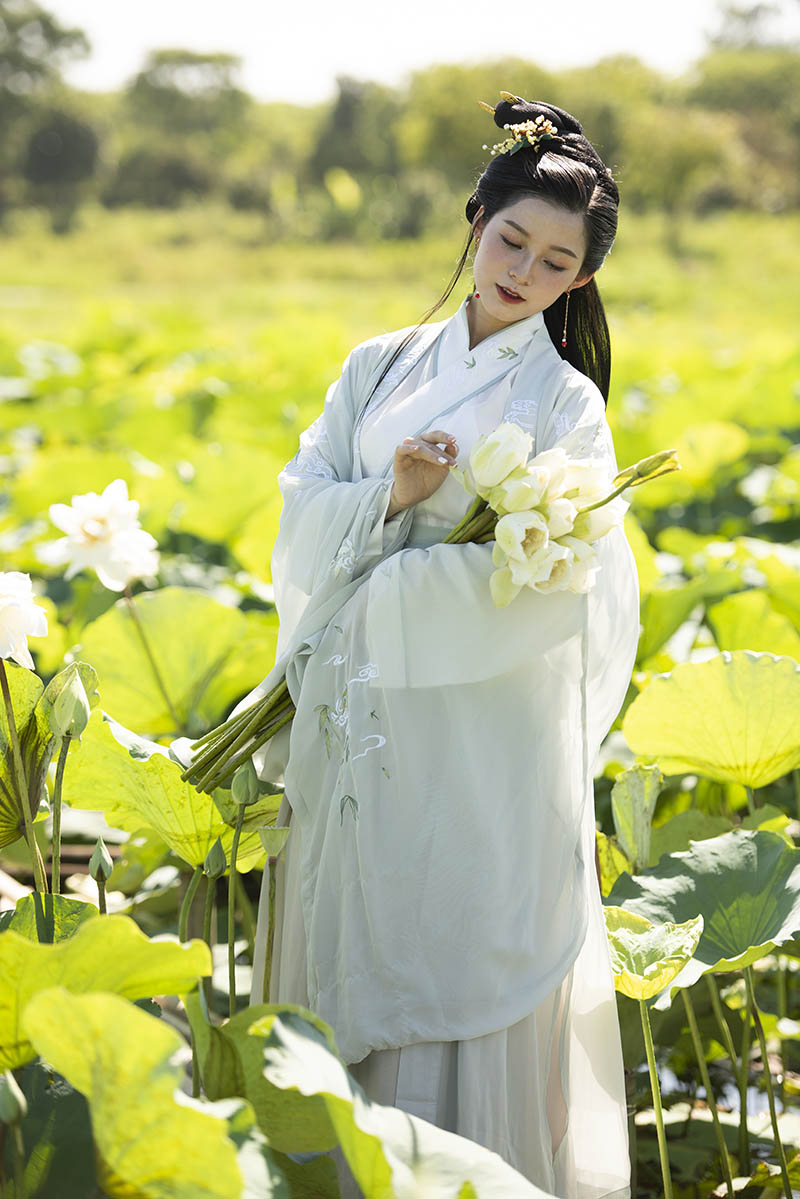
[244,296,639,1198]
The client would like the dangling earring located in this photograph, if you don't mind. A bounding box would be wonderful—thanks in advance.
[561,291,571,348]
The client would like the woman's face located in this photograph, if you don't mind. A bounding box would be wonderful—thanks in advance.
[469,195,594,341]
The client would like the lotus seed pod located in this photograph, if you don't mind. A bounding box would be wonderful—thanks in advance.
[204,836,227,879]
[231,759,260,807]
[0,1069,27,1124]
[49,664,91,740]
[89,836,113,882]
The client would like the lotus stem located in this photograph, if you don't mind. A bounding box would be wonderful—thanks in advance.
[0,659,46,894]
[744,786,756,816]
[745,967,792,1198]
[123,589,184,736]
[51,736,70,896]
[196,706,295,795]
[262,855,278,1004]
[228,809,245,1017]
[234,870,256,970]
[442,496,487,543]
[195,693,293,787]
[777,954,787,1100]
[12,1121,26,1198]
[639,997,673,1199]
[739,980,752,1174]
[178,865,202,942]
[202,876,215,1010]
[189,693,293,792]
[681,987,734,1197]
[96,876,107,914]
[793,770,800,822]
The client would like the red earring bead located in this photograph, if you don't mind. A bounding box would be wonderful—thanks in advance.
[474,291,480,298]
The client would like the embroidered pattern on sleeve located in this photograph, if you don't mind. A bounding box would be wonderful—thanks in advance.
[288,414,336,480]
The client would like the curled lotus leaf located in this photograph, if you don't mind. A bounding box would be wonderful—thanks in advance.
[607,829,800,1005]
[23,990,248,1198]
[623,651,800,788]
[604,906,703,1001]
[0,913,210,1069]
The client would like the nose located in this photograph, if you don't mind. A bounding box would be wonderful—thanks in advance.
[509,252,536,285]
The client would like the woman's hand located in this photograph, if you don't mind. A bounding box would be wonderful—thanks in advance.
[386,430,458,518]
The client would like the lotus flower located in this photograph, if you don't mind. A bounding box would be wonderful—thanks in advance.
[0,572,48,670]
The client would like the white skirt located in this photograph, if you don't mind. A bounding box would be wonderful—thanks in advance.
[254,806,631,1199]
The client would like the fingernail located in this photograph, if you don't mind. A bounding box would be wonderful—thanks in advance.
[438,456,448,464]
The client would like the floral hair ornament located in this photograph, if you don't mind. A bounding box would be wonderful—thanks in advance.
[478,95,563,157]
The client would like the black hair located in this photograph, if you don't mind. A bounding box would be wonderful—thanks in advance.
[369,97,619,404]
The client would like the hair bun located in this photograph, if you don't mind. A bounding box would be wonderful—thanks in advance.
[492,97,583,138]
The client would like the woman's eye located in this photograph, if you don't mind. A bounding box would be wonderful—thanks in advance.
[501,236,522,249]
[545,261,567,272]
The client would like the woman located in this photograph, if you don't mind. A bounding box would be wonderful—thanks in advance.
[247,96,639,1198]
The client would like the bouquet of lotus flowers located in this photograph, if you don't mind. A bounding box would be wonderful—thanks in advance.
[182,424,679,793]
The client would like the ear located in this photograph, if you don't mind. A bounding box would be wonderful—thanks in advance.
[569,270,595,290]
[471,206,486,238]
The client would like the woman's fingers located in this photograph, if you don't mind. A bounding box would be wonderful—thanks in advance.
[397,441,454,466]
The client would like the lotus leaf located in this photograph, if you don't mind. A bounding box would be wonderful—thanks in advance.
[257,1010,550,1197]
[638,571,739,664]
[232,492,283,582]
[648,810,731,866]
[2,1061,94,1198]
[185,994,339,1153]
[611,764,663,869]
[595,831,634,898]
[23,990,248,1198]
[769,579,800,631]
[707,590,800,659]
[604,906,703,1001]
[76,587,278,737]
[0,893,97,942]
[624,513,661,594]
[0,914,210,1069]
[630,421,749,507]
[607,829,800,1002]
[623,651,800,787]
[62,712,265,869]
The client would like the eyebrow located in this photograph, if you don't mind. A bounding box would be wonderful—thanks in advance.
[502,220,578,259]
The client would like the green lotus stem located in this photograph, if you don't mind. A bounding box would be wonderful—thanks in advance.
[262,856,278,1004]
[234,870,256,970]
[185,679,287,764]
[228,809,245,1018]
[123,590,184,736]
[739,981,752,1173]
[202,876,215,1010]
[745,967,792,1198]
[744,786,756,816]
[12,1121,26,1198]
[793,770,800,822]
[777,954,787,1099]
[193,693,293,786]
[0,659,46,894]
[96,876,107,914]
[639,997,673,1199]
[681,988,734,1197]
[50,736,70,896]
[178,865,203,942]
[442,496,487,542]
[444,507,495,545]
[197,706,295,795]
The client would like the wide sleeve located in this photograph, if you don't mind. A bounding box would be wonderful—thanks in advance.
[270,345,416,661]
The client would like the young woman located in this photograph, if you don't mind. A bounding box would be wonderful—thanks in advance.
[248,96,639,1197]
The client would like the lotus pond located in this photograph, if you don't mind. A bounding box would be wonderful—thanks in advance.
[0,205,798,1197]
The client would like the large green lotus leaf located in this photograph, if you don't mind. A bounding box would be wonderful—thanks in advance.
[604,906,703,1001]
[196,1096,290,1199]
[638,571,740,664]
[0,893,98,942]
[739,802,794,842]
[23,990,247,1199]
[12,447,135,525]
[0,914,210,1069]
[623,651,800,787]
[232,493,283,582]
[76,587,278,738]
[2,1061,95,1198]
[607,829,800,1003]
[630,421,750,507]
[769,579,800,631]
[63,712,264,870]
[185,993,339,1153]
[158,441,285,545]
[257,1011,549,1198]
[624,512,662,595]
[611,764,662,870]
[648,810,731,866]
[707,590,800,660]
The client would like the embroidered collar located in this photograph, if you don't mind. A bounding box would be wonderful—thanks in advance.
[451,295,544,365]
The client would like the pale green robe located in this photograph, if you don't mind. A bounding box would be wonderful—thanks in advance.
[245,297,638,1197]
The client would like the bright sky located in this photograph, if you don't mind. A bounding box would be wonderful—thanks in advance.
[48,0,800,103]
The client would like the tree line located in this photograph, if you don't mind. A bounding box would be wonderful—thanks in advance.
[0,0,798,239]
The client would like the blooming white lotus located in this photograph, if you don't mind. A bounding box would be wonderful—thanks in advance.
[0,572,48,670]
[470,422,532,491]
[541,536,600,594]
[37,479,159,592]
[571,496,629,542]
[494,509,550,563]
[489,541,570,607]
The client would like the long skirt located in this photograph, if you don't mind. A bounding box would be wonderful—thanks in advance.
[254,805,631,1199]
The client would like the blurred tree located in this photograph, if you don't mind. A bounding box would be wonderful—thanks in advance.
[22,106,98,231]
[101,145,213,208]
[708,2,786,48]
[304,76,402,182]
[0,0,89,215]
[123,49,249,139]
